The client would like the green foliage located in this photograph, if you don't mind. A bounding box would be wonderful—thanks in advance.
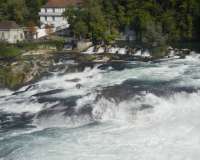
[64,0,200,45]
[0,0,47,24]
[64,0,119,43]
[78,54,97,62]
[0,44,21,58]
[25,0,47,24]
[1,0,200,44]
[142,21,167,47]
[0,39,65,58]
[150,46,168,59]
[53,40,65,51]
[2,70,25,90]
[18,40,65,51]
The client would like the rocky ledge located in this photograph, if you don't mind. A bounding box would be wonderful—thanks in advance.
[78,45,193,63]
[0,45,193,90]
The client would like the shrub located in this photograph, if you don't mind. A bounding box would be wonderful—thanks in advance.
[0,46,21,58]
[17,39,65,51]
[150,46,167,59]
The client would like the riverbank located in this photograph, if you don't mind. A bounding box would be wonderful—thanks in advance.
[0,39,65,60]
[0,41,197,90]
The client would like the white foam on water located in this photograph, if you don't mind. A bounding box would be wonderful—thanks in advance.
[3,91,200,160]
[82,46,95,54]
[135,50,142,56]
[0,89,13,97]
[118,48,127,55]
[108,47,119,54]
[142,50,151,58]
[98,62,189,87]
[1,53,200,160]
[0,52,197,115]
[0,99,47,114]
[169,50,175,57]
[82,47,105,54]
[33,112,93,129]
[34,66,104,97]
[97,47,105,54]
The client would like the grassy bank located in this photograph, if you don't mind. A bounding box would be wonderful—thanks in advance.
[0,46,21,58]
[0,39,65,59]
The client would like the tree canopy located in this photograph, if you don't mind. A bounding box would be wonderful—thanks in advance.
[0,0,200,45]
[0,0,47,25]
[64,0,200,45]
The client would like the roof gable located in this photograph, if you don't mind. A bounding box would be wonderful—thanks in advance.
[0,21,20,30]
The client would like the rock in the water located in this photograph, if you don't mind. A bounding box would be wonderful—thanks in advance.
[182,49,191,55]
[65,78,81,83]
[76,84,82,89]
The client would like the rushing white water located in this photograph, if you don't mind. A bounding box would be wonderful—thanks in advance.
[83,46,142,55]
[1,53,200,160]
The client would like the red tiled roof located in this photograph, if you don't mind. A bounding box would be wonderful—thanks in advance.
[43,0,82,8]
[0,21,20,30]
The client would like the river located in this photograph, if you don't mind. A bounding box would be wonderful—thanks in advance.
[0,52,200,160]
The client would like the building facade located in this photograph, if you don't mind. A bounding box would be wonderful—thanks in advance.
[0,21,25,44]
[39,0,81,30]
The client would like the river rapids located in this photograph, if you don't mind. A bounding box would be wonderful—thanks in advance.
[1,53,200,160]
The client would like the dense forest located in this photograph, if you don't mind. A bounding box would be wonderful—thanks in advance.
[0,0,47,25]
[0,0,200,46]
[65,0,200,46]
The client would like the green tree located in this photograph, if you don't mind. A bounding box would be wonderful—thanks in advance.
[64,0,200,44]
[0,0,47,24]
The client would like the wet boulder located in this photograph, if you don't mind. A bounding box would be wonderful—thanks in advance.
[182,49,191,55]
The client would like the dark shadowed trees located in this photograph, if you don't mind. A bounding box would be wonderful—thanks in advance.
[64,0,200,44]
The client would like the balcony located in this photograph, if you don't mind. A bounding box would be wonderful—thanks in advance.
[39,11,63,16]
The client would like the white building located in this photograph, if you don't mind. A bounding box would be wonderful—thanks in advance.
[39,0,82,31]
[0,21,25,44]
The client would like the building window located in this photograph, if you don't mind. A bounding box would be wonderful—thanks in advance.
[45,16,47,21]
[20,33,24,39]
[1,32,5,40]
[14,35,17,41]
